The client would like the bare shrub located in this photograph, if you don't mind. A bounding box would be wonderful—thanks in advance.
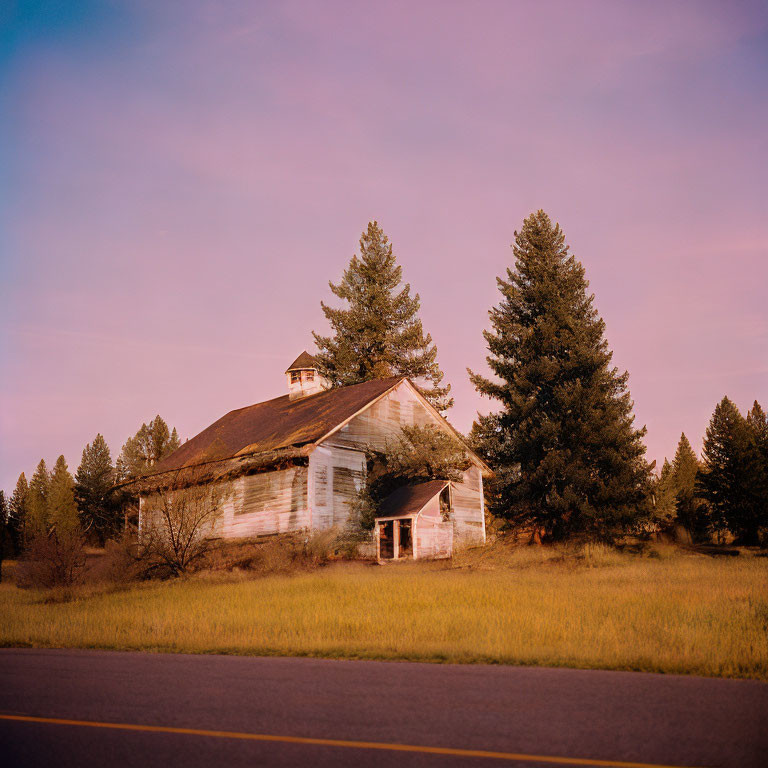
[139,473,228,575]
[16,531,87,589]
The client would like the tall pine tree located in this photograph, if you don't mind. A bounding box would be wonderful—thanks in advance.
[698,397,760,544]
[312,221,452,411]
[75,434,117,543]
[8,472,30,553]
[670,433,709,539]
[470,211,650,540]
[28,459,50,536]
[652,458,677,528]
[116,417,180,481]
[745,401,768,537]
[47,456,80,535]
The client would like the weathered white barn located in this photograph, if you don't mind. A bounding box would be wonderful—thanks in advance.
[136,353,489,560]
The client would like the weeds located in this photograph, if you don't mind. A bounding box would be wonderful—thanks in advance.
[1,544,766,679]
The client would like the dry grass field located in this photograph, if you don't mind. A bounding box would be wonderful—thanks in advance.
[1,543,766,680]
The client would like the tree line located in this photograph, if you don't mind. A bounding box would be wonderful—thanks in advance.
[0,417,181,571]
[655,400,768,545]
[2,211,766,562]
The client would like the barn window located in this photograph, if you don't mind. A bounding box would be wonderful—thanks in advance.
[305,370,314,382]
[290,371,301,383]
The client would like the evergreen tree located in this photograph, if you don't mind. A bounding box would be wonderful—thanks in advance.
[698,397,760,544]
[75,434,118,543]
[747,401,768,453]
[312,221,452,410]
[8,472,30,552]
[745,401,768,534]
[670,433,709,539]
[469,210,651,540]
[652,458,677,528]
[47,455,80,535]
[28,459,50,536]
[468,412,515,523]
[116,416,181,481]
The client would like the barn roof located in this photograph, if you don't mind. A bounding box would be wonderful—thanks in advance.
[376,479,450,520]
[151,376,403,475]
[285,351,318,372]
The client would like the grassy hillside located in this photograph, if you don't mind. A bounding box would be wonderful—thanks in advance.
[1,544,766,679]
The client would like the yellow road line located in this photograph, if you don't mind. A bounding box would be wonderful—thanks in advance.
[0,713,706,768]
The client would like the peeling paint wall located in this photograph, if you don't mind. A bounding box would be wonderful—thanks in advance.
[216,466,309,538]
[308,445,366,531]
[415,515,453,559]
[325,384,432,452]
[452,466,486,546]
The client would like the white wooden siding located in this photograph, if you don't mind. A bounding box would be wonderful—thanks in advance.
[308,445,366,531]
[415,516,453,559]
[216,467,310,538]
[324,384,437,453]
[419,494,441,520]
[451,466,486,545]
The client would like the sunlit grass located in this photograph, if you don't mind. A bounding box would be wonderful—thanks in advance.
[1,547,766,679]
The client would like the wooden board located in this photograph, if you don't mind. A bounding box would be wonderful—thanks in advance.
[308,445,366,531]
[324,384,444,453]
[415,516,453,559]
[218,467,309,538]
[451,466,486,546]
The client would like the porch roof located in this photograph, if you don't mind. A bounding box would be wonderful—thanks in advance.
[376,479,449,520]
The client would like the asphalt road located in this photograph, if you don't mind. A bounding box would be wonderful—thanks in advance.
[0,649,766,768]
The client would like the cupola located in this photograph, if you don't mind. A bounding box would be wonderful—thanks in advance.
[285,351,330,400]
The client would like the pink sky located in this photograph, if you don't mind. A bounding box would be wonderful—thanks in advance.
[2,0,767,491]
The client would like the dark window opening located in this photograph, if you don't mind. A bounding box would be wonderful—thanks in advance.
[290,371,301,383]
[399,520,413,557]
[378,519,413,560]
[439,486,452,521]
[379,521,394,559]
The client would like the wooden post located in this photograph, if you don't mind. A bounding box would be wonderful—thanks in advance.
[375,522,380,561]
[393,520,400,560]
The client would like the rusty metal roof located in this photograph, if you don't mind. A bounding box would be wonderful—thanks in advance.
[153,377,403,473]
[285,350,318,372]
[376,479,450,519]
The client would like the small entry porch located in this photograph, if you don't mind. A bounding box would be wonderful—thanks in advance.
[374,480,454,562]
[375,517,414,561]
